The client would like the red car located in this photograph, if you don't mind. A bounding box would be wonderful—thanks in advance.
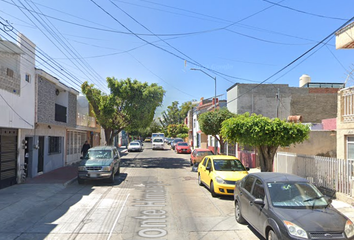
[175,142,191,154]
[190,148,214,166]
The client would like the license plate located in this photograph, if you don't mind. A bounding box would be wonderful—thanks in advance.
[90,174,97,178]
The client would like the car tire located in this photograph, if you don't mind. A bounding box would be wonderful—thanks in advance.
[198,174,203,186]
[109,171,115,183]
[78,177,84,184]
[235,200,246,224]
[268,230,278,240]
[115,165,120,175]
[210,181,218,197]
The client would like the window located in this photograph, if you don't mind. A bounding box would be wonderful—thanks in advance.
[25,74,31,83]
[49,136,61,154]
[243,176,255,193]
[202,157,209,167]
[7,68,14,77]
[347,136,354,160]
[252,179,265,200]
[55,104,67,123]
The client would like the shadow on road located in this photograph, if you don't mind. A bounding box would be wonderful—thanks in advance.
[121,157,190,169]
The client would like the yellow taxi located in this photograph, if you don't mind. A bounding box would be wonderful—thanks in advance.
[197,155,249,197]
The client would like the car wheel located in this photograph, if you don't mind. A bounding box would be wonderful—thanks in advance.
[109,171,115,183]
[198,174,203,186]
[268,230,278,240]
[115,165,120,175]
[78,177,84,184]
[235,200,246,224]
[210,181,218,197]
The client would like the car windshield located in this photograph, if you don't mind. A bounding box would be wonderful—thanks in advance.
[130,143,139,146]
[153,138,163,143]
[87,150,112,159]
[213,159,246,171]
[267,182,328,208]
[196,151,213,157]
[178,143,188,146]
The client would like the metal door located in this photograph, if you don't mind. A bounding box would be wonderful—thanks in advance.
[0,130,17,189]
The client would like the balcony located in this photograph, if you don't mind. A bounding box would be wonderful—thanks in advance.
[340,87,354,123]
[77,113,96,128]
[336,22,354,49]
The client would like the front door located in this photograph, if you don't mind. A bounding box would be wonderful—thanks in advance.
[38,136,44,173]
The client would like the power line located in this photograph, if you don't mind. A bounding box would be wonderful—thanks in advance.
[227,16,354,104]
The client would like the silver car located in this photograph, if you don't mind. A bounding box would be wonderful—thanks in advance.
[128,141,143,152]
[78,146,120,184]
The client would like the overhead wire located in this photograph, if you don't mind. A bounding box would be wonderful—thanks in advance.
[16,0,108,92]
[227,16,354,105]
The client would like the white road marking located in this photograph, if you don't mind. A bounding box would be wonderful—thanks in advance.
[107,193,130,240]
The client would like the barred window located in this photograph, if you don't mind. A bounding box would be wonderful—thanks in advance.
[49,136,61,154]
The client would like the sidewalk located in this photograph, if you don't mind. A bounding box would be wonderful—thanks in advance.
[24,163,78,186]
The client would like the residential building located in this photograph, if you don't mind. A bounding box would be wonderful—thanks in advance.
[0,33,36,188]
[335,21,354,161]
[191,97,226,152]
[226,75,343,165]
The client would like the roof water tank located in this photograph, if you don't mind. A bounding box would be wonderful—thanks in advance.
[299,74,311,87]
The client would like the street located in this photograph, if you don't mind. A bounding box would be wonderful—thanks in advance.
[0,143,262,240]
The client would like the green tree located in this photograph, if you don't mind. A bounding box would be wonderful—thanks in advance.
[198,108,236,154]
[159,100,195,128]
[167,124,188,138]
[221,113,310,172]
[82,78,165,145]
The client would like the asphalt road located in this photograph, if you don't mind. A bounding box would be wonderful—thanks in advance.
[2,143,263,240]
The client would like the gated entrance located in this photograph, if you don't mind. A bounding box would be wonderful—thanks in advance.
[0,129,17,189]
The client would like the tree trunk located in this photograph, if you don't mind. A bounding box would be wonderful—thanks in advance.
[256,145,278,172]
[218,136,225,154]
[104,128,113,146]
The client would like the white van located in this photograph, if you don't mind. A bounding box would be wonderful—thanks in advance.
[152,137,164,150]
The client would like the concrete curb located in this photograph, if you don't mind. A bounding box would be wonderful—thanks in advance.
[64,177,77,187]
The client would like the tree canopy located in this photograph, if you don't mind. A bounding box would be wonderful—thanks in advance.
[167,124,189,138]
[82,77,165,145]
[159,101,194,128]
[198,108,236,153]
[221,113,310,172]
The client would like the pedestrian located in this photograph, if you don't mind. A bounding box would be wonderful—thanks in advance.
[81,141,91,157]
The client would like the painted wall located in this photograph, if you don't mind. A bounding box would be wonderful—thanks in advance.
[279,131,337,157]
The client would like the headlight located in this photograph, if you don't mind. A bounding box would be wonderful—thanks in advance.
[215,176,226,184]
[102,166,112,171]
[345,220,354,238]
[283,221,308,239]
[78,166,86,171]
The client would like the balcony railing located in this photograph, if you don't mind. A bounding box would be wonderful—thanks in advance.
[341,87,354,123]
[77,113,96,128]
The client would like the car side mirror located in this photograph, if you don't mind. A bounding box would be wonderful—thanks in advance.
[253,198,264,206]
[80,156,83,160]
[206,166,211,171]
[245,167,250,171]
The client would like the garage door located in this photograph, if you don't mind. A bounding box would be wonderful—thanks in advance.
[0,129,17,189]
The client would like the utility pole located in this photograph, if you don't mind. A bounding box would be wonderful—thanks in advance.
[276,88,280,118]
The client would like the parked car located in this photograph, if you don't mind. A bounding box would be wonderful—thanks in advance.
[170,138,183,150]
[234,172,354,240]
[128,141,142,152]
[144,137,151,142]
[164,137,172,144]
[175,142,191,154]
[152,137,164,150]
[198,155,249,197]
[77,146,121,184]
[190,148,214,166]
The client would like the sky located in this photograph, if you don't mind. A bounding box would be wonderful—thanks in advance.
[0,0,354,118]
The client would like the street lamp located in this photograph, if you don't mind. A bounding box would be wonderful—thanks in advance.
[190,68,217,154]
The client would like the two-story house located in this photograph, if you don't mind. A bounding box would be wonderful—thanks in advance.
[0,33,36,188]
[335,21,354,161]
